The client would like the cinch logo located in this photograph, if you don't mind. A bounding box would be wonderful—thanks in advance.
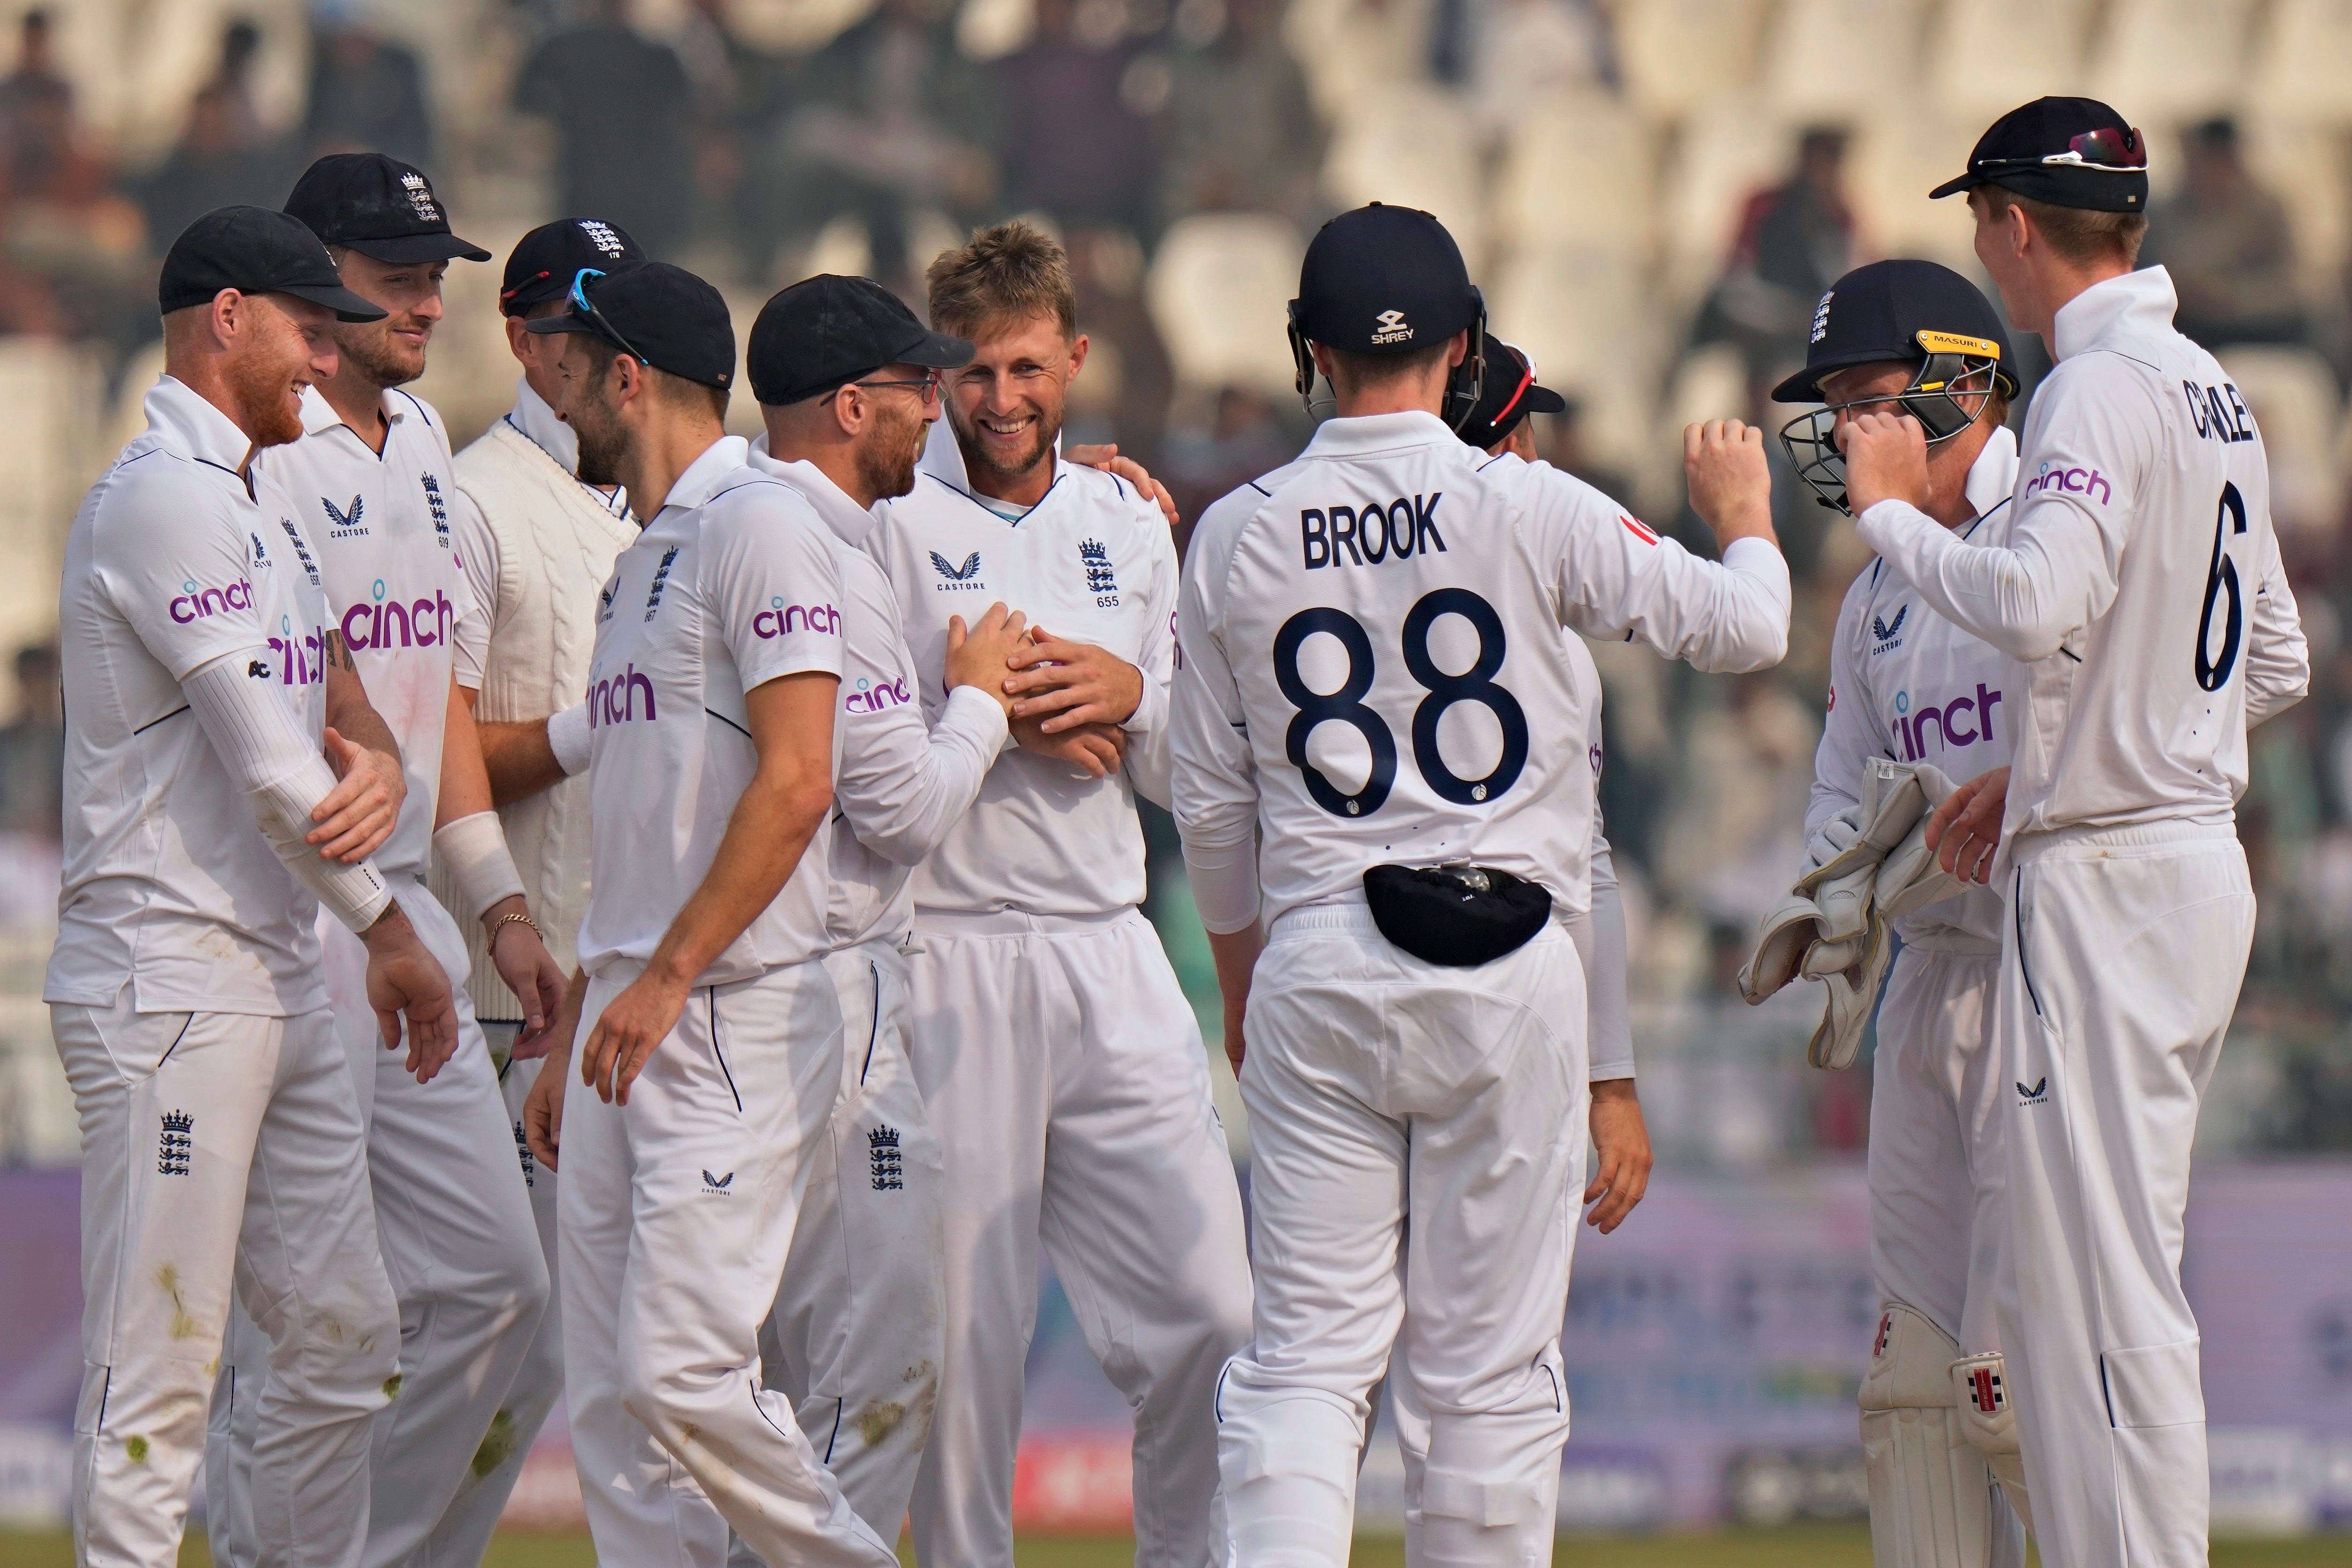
[342,582,457,650]
[1301,494,1446,569]
[846,675,913,713]
[1892,683,2002,761]
[753,597,840,638]
[170,578,254,623]
[587,661,657,728]
[2026,462,2111,505]
[264,613,330,687]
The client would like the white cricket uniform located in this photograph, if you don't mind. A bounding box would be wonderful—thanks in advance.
[1855,266,2309,1568]
[431,376,639,1556]
[865,421,1255,1568]
[205,388,551,1568]
[1815,429,2026,1568]
[735,441,1008,1543]
[48,377,398,1568]
[1173,412,1788,1568]
[558,435,895,1568]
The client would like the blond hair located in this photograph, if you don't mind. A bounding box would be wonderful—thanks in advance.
[925,221,1078,341]
[1973,185,2148,269]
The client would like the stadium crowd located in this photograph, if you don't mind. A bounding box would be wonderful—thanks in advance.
[6,0,2352,1162]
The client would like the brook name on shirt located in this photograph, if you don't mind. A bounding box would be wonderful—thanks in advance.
[1301,495,1447,570]
[1893,683,2002,763]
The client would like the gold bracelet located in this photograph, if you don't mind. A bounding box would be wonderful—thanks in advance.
[491,909,543,944]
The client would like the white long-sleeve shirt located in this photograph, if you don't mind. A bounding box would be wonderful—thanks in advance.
[1811,428,2020,951]
[1855,267,2308,863]
[1172,410,1789,934]
[864,420,1178,918]
[744,439,1009,949]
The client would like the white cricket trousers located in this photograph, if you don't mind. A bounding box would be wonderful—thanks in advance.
[1995,824,2253,1568]
[209,886,551,1568]
[758,938,946,1539]
[1868,942,2026,1567]
[904,906,1254,1568]
[558,958,901,1568]
[53,992,397,1568]
[1217,903,1586,1568]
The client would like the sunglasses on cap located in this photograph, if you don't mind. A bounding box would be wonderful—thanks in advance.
[1976,125,2146,174]
[567,267,651,365]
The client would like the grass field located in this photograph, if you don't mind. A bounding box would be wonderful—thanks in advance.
[10,1530,2352,1567]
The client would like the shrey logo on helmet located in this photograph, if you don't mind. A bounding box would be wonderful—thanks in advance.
[1372,309,1413,346]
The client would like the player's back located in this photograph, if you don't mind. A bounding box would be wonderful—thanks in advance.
[1184,411,1600,923]
[2006,269,2297,838]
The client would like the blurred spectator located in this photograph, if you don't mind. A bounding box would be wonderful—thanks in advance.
[770,0,995,289]
[1067,227,1176,466]
[301,5,434,168]
[1163,385,1299,528]
[1160,0,1325,223]
[0,16,143,339]
[674,0,794,272]
[2145,118,2307,352]
[1534,395,1631,502]
[0,10,69,148]
[136,22,291,251]
[992,0,1160,239]
[1468,0,1616,137]
[1695,128,1855,400]
[0,644,61,845]
[1661,671,1818,988]
[516,0,695,257]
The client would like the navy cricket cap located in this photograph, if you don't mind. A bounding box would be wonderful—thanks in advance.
[158,205,387,321]
[1930,97,2149,214]
[526,263,737,390]
[1455,340,1565,448]
[284,152,492,264]
[746,275,974,406]
[1292,203,1480,355]
[501,217,646,316]
[1770,259,2017,405]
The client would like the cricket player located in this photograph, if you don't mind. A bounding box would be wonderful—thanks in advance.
[736,272,1031,1541]
[1768,258,2029,1567]
[512,261,897,1568]
[1847,99,2309,1567]
[1171,203,1789,1568]
[422,215,654,1532]
[856,220,1253,1568]
[48,205,456,1567]
[209,155,568,1568]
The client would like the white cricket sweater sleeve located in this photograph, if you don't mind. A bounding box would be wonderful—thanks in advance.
[447,482,500,692]
[1581,833,1632,1080]
[2243,523,2310,728]
[1117,513,1182,810]
[841,685,1009,866]
[1807,572,1879,840]
[1531,470,1791,672]
[1856,360,2157,663]
[1173,493,1263,935]
[181,650,392,931]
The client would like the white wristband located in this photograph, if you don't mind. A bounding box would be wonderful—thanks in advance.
[548,703,592,777]
[433,810,526,923]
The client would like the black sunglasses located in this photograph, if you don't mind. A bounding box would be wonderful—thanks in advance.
[567,268,651,366]
[1976,126,2146,174]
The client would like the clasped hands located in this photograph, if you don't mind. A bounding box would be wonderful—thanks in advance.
[945,603,1142,780]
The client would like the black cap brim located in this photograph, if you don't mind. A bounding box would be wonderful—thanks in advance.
[897,327,977,371]
[1521,384,1568,416]
[340,232,495,265]
[278,281,391,323]
[1928,171,1984,200]
[523,310,599,339]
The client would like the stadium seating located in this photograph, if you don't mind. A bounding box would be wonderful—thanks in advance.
[1609,0,1766,120]
[2217,345,2346,544]
[1758,0,1924,120]
[2245,0,2352,126]
[1922,0,2093,124]
[1322,83,1489,263]
[1492,93,1659,258]
[1146,213,1308,397]
[2087,0,2255,123]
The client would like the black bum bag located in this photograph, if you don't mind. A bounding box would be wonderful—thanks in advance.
[1362,863,1554,967]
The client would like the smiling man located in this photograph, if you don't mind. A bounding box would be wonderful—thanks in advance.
[862,222,1254,1568]
[206,155,569,1568]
